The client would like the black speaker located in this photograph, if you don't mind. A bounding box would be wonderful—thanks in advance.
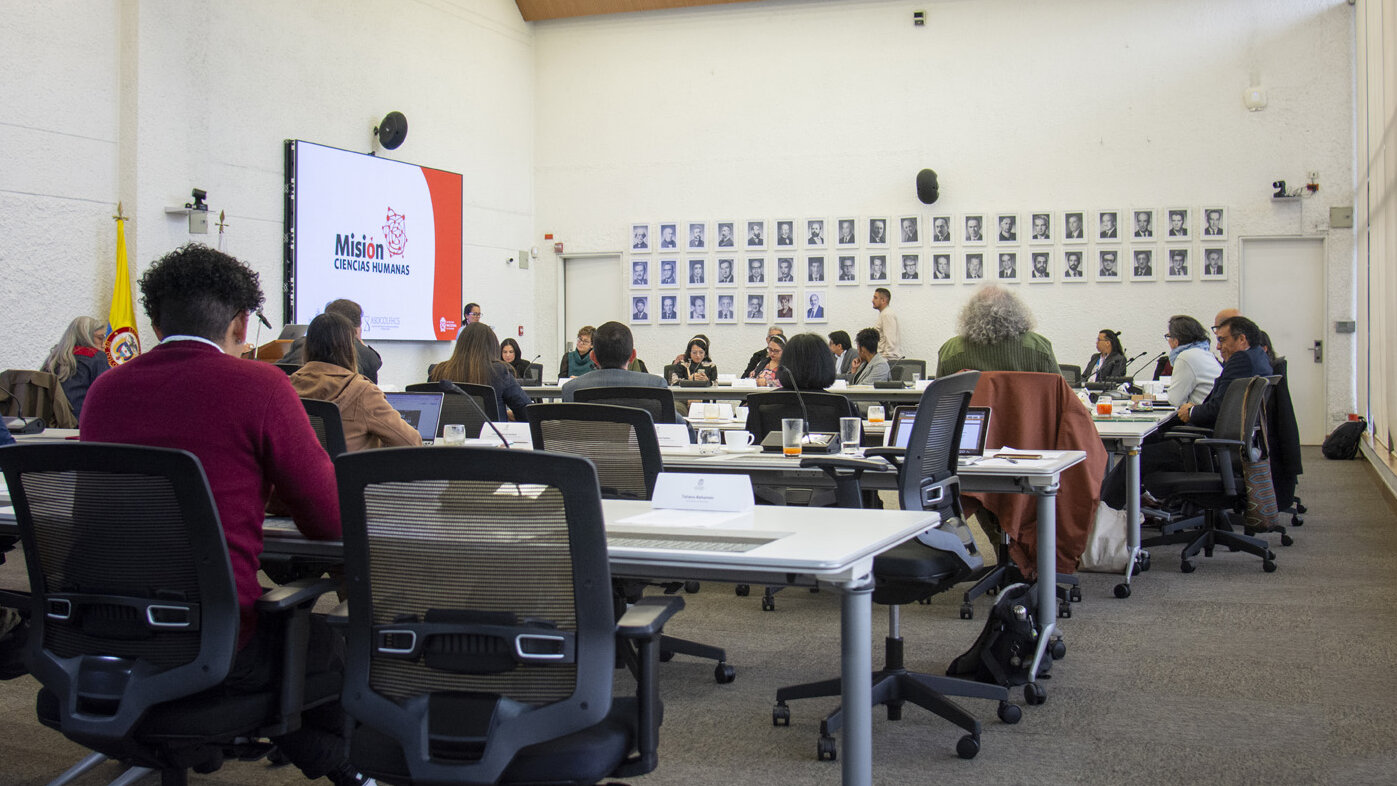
[916,168,940,204]
[375,112,409,150]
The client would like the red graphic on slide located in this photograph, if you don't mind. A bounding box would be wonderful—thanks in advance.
[382,208,408,257]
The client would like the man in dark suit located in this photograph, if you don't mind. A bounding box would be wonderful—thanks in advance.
[717,223,735,246]
[837,219,856,244]
[932,217,952,242]
[1099,213,1118,239]
[828,330,854,375]
[965,216,983,242]
[1133,211,1153,238]
[660,296,677,320]
[1063,251,1084,277]
[659,225,677,248]
[281,298,383,382]
[1031,214,1050,240]
[747,258,764,283]
[716,295,735,320]
[1179,316,1271,427]
[1204,249,1224,275]
[1168,210,1188,236]
[1064,213,1084,239]
[1203,210,1225,236]
[1099,250,1119,277]
[716,258,735,283]
[997,215,1016,242]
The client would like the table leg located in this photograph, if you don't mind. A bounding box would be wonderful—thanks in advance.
[1029,487,1059,682]
[1123,443,1142,587]
[839,575,874,786]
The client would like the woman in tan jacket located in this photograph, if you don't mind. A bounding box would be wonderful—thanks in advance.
[290,312,420,451]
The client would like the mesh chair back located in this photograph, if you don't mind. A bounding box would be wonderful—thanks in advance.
[334,447,615,783]
[1213,376,1269,445]
[527,403,661,500]
[1059,364,1083,386]
[572,386,678,424]
[889,359,927,382]
[899,371,980,520]
[301,398,348,457]
[407,382,498,438]
[524,363,543,384]
[0,443,239,740]
[744,391,852,441]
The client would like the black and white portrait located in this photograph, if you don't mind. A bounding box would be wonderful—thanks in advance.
[1097,249,1121,281]
[715,258,736,286]
[658,223,679,249]
[1029,213,1051,243]
[1062,250,1085,281]
[867,217,889,247]
[1130,248,1155,281]
[963,214,986,245]
[1201,207,1227,239]
[836,217,858,247]
[631,295,650,324]
[964,252,984,281]
[687,222,706,249]
[746,257,766,284]
[1132,209,1155,239]
[898,215,920,245]
[746,219,767,249]
[805,218,827,248]
[1166,208,1190,239]
[806,255,826,284]
[658,258,679,288]
[659,294,679,322]
[836,255,858,284]
[688,293,708,323]
[1029,251,1051,282]
[930,215,953,244]
[868,254,888,282]
[775,257,797,286]
[1063,211,1087,243]
[996,251,1018,281]
[805,291,827,322]
[996,214,1018,242]
[715,293,737,323]
[688,258,706,286]
[900,253,920,282]
[744,293,766,323]
[775,219,796,248]
[631,223,650,250]
[775,292,796,323]
[716,221,737,247]
[931,253,953,283]
[1098,211,1120,241]
[1201,247,1226,280]
[630,257,649,288]
[1165,248,1190,280]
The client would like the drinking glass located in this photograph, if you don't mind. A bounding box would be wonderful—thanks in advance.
[867,405,886,424]
[697,427,722,454]
[840,417,862,454]
[781,418,805,457]
[442,424,467,446]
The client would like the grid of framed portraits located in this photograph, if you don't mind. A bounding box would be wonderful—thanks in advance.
[627,210,1228,324]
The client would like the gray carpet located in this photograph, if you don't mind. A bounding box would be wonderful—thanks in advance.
[2,447,1394,785]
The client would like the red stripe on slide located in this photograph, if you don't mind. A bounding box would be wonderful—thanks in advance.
[423,167,463,340]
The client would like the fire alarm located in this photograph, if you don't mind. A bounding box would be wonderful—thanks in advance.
[553,242,564,254]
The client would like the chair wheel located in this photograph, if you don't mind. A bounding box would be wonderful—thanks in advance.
[761,595,776,612]
[1180,560,1195,573]
[960,603,974,620]
[1050,638,1067,660]
[917,597,932,605]
[1114,583,1131,599]
[1024,683,1047,705]
[956,734,980,759]
[1291,514,1304,526]
[735,584,750,597]
[1058,603,1071,619]
[1280,533,1294,547]
[684,581,701,593]
[1263,559,1277,573]
[715,663,736,684]
[1139,551,1152,572]
[772,702,790,726]
[998,701,1022,724]
[817,735,837,761]
[659,648,674,663]
[1295,502,1307,514]
[1069,586,1082,603]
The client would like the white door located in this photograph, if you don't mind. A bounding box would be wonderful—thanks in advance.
[1240,237,1325,444]
[562,254,622,355]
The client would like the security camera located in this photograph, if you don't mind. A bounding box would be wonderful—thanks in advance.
[1272,180,1287,198]
[189,189,208,211]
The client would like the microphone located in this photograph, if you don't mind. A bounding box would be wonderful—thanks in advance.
[1126,351,1164,378]
[255,310,272,329]
[778,366,811,436]
[0,383,47,434]
[437,379,512,447]
[916,168,940,205]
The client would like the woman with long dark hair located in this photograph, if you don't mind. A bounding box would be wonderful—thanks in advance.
[290,312,420,450]
[669,337,717,384]
[500,337,532,378]
[430,322,530,420]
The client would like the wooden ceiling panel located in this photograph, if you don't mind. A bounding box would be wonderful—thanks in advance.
[516,0,764,22]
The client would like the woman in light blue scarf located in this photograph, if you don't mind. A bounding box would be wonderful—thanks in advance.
[1164,315,1221,406]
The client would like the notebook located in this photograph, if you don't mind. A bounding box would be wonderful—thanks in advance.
[887,405,991,458]
[383,391,445,444]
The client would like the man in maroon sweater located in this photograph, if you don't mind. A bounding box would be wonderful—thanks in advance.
[80,244,357,784]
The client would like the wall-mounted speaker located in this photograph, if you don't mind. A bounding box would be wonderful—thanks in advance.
[916,168,940,204]
[375,112,409,150]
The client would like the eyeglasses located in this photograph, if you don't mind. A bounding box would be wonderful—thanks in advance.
[1163,334,1174,340]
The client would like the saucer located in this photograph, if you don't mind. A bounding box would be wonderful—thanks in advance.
[721,445,761,454]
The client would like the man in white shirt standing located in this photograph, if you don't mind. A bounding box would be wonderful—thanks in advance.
[871,287,902,360]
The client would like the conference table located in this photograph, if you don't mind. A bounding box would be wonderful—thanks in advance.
[523,383,927,405]
[1091,409,1176,598]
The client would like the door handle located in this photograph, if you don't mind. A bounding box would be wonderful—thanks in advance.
[1310,340,1322,363]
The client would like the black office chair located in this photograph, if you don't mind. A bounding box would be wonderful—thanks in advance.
[0,443,339,786]
[333,446,681,785]
[301,398,348,457]
[888,359,927,382]
[274,362,301,376]
[1059,364,1083,387]
[406,381,498,438]
[743,390,854,442]
[523,362,543,384]
[774,371,1019,761]
[527,403,734,683]
[572,386,678,425]
[1142,376,1279,573]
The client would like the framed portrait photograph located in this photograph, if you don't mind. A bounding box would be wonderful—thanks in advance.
[773,256,798,287]
[899,252,920,283]
[866,217,890,247]
[1060,249,1087,281]
[1164,247,1191,281]
[658,293,681,323]
[963,252,985,282]
[995,250,1019,282]
[657,221,680,250]
[745,219,768,250]
[835,254,859,285]
[1097,210,1121,242]
[629,256,650,289]
[630,223,652,251]
[714,220,738,248]
[1165,207,1191,240]
[687,293,709,324]
[994,213,1019,243]
[1130,208,1156,240]
[803,289,828,323]
[1200,207,1227,239]
[656,258,680,289]
[686,221,708,250]
[743,292,766,323]
[1128,247,1156,282]
[804,218,828,249]
[773,292,797,324]
[867,254,889,283]
[686,258,707,287]
[714,292,738,324]
[1028,212,1052,244]
[929,215,954,245]
[773,219,797,249]
[745,256,766,285]
[1200,246,1227,280]
[897,215,921,246]
[630,294,651,324]
[805,254,827,284]
[1028,250,1053,283]
[1095,248,1123,282]
[930,253,954,284]
[1062,211,1087,244]
[835,217,858,248]
[962,214,987,245]
[714,257,738,287]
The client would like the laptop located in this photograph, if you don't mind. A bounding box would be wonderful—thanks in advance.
[886,405,991,458]
[383,391,445,444]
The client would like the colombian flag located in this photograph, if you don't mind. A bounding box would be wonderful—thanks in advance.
[104,213,141,366]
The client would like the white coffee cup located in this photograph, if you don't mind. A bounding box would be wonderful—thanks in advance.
[723,430,755,447]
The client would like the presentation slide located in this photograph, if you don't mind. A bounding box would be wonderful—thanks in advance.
[287,140,462,341]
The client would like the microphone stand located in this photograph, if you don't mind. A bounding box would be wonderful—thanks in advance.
[438,379,512,447]
[1126,351,1165,379]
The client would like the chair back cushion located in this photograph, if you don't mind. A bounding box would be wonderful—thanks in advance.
[743,391,853,441]
[527,403,661,500]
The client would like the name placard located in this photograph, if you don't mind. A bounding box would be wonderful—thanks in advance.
[487,421,533,449]
[652,472,754,512]
[654,423,692,448]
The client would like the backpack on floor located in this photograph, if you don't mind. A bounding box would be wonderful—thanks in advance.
[1321,418,1366,460]
[946,582,1040,687]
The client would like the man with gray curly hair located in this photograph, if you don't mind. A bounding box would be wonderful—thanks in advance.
[935,284,1059,376]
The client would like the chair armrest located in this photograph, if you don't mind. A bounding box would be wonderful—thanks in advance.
[1194,438,1244,449]
[863,446,906,470]
[617,596,684,641]
[799,456,889,473]
[255,578,339,737]
[256,577,340,614]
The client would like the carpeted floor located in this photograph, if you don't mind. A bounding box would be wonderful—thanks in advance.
[2,447,1394,785]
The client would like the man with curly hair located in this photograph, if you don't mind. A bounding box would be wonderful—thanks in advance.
[80,244,361,785]
[935,284,1059,376]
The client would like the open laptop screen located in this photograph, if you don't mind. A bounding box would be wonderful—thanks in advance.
[383,391,444,442]
[888,405,991,457]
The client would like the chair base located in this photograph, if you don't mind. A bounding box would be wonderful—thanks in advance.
[960,562,1081,620]
[659,635,735,683]
[1143,509,1277,572]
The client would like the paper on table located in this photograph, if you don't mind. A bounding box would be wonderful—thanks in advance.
[616,509,751,529]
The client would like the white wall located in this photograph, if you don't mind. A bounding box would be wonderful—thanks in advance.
[1,0,537,390]
[533,0,1357,423]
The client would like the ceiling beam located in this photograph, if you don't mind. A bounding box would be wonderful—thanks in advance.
[516,0,764,23]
